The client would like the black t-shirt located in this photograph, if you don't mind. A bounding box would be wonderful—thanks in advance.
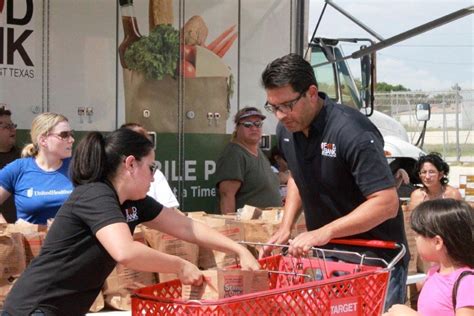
[4,181,163,316]
[278,93,408,264]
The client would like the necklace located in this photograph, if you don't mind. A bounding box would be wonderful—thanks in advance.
[233,140,258,156]
[425,186,445,200]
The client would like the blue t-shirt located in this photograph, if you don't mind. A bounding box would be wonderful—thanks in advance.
[0,157,73,224]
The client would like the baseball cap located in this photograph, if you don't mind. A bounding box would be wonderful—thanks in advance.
[234,107,266,123]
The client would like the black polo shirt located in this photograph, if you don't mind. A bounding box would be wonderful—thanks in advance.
[278,92,408,263]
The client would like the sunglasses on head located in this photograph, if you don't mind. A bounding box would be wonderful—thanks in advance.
[238,121,263,128]
[49,130,74,140]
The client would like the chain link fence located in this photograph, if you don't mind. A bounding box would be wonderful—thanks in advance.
[374,89,474,163]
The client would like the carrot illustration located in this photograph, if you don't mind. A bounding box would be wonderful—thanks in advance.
[216,33,238,57]
[207,25,236,53]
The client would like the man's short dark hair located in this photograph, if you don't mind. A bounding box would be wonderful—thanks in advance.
[261,53,318,93]
[0,107,12,117]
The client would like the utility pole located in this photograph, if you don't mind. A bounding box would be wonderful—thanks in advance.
[452,83,461,162]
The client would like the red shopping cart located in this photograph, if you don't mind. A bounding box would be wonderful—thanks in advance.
[131,239,405,315]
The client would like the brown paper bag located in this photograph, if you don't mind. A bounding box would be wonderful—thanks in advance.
[185,211,208,219]
[0,278,16,309]
[103,227,156,310]
[238,205,262,220]
[195,217,243,269]
[5,222,47,266]
[0,231,26,279]
[235,219,280,244]
[207,213,238,221]
[88,291,105,312]
[260,208,283,222]
[182,269,269,300]
[402,204,419,274]
[143,226,199,282]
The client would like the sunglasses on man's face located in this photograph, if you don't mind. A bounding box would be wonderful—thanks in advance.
[238,121,263,128]
[49,130,74,140]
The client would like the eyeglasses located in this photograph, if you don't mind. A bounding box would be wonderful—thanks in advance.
[149,162,159,175]
[264,90,306,114]
[0,123,17,130]
[419,170,438,177]
[238,121,263,128]
[49,130,74,140]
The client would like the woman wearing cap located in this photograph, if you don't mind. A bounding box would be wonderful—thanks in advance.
[0,112,74,224]
[215,107,282,214]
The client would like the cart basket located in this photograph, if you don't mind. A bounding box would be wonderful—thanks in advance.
[132,239,405,315]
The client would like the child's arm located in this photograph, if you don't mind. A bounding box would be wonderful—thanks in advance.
[456,306,474,316]
[382,304,420,316]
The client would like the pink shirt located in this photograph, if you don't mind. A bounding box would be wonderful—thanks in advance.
[418,266,474,316]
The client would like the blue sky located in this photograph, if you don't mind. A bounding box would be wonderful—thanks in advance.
[308,0,473,91]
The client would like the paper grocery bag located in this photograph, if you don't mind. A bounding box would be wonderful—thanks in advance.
[103,227,156,310]
[182,269,269,300]
[0,278,15,309]
[0,230,26,279]
[194,216,243,269]
[88,291,105,312]
[0,226,27,308]
[5,221,47,265]
[142,226,199,282]
[237,219,280,244]
[238,205,262,220]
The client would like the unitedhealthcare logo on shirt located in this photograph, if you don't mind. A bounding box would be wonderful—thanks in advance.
[26,188,72,197]
[321,142,337,158]
[125,207,139,222]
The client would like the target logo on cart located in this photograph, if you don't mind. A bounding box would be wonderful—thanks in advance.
[330,296,361,315]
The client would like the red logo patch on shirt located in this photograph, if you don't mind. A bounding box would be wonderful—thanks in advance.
[321,142,337,158]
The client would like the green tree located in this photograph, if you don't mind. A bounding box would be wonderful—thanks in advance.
[376,82,410,92]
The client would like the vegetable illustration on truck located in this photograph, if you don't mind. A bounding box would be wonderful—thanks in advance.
[119,0,237,134]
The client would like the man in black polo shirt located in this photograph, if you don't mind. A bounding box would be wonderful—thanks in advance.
[260,53,409,309]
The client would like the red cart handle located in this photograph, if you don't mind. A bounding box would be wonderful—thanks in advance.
[329,239,399,250]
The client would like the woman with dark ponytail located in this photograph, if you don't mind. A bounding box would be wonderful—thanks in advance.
[3,129,259,316]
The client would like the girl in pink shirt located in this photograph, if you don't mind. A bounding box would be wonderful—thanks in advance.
[384,199,474,316]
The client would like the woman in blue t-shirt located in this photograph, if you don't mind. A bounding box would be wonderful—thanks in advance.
[0,112,74,224]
